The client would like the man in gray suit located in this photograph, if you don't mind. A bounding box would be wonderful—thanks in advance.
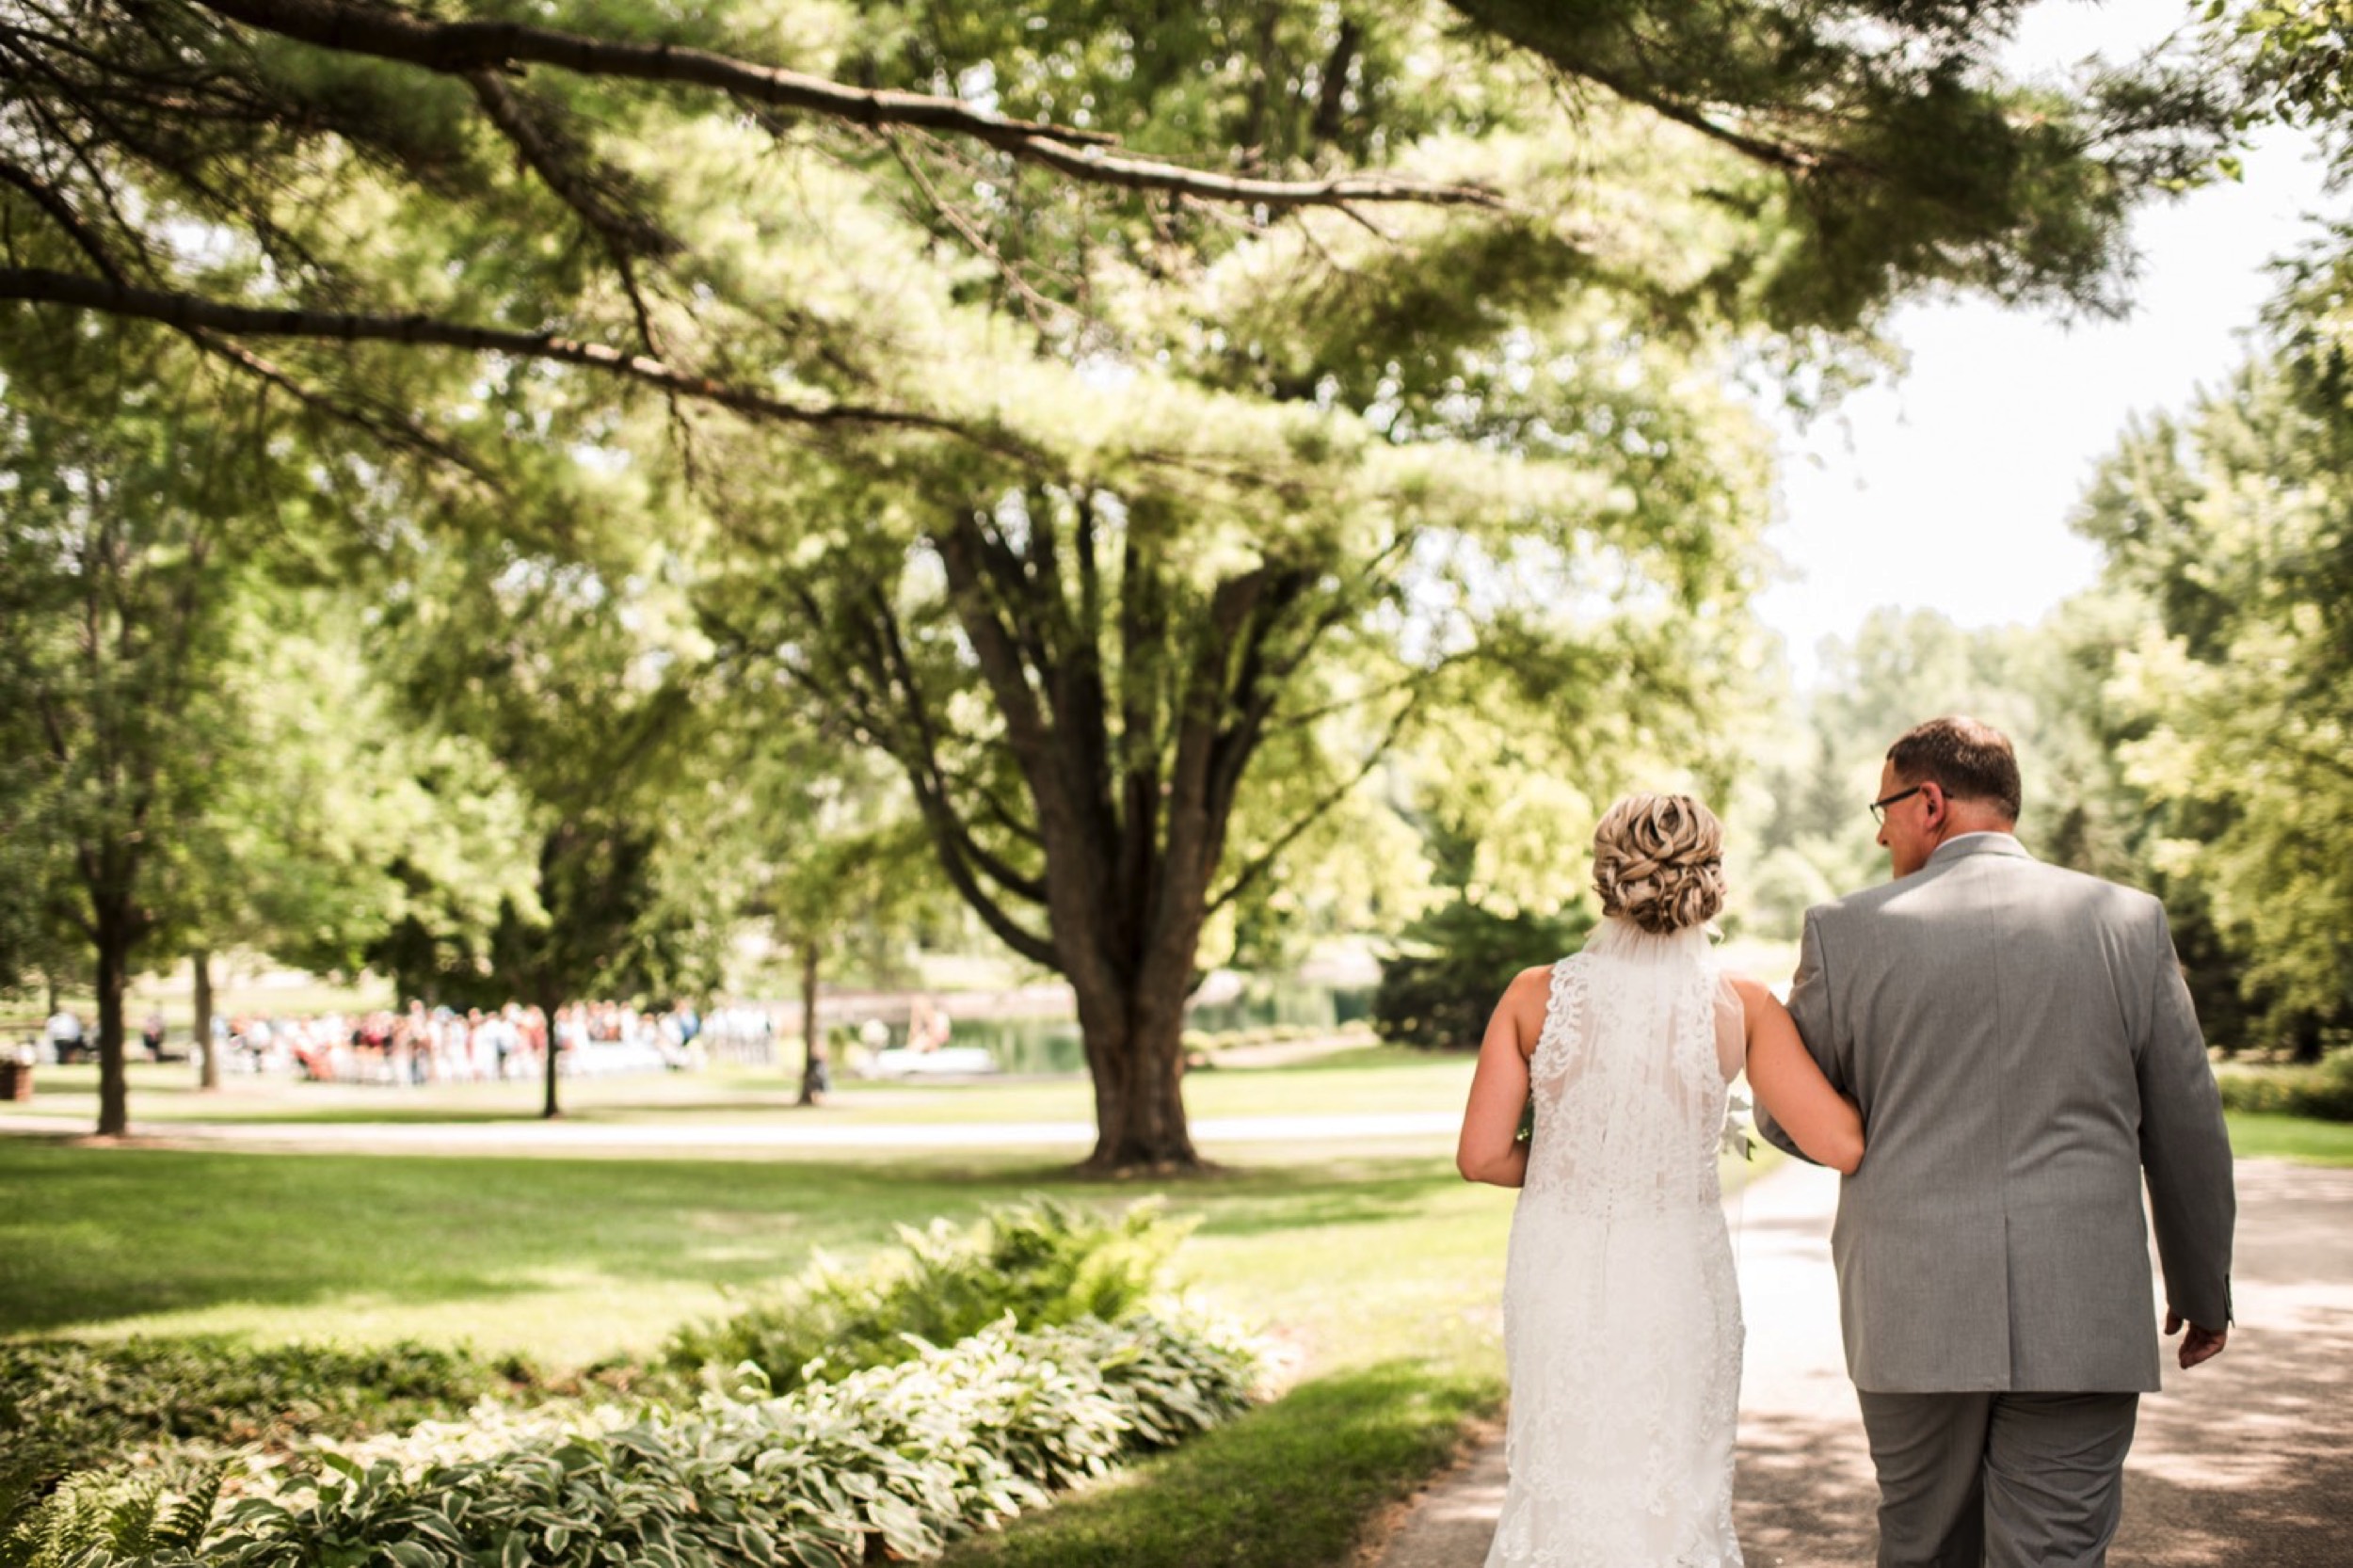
[1761,715,2235,1567]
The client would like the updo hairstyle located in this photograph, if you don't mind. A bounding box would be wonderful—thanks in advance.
[1592,793,1726,935]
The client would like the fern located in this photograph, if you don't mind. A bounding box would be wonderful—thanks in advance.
[0,1470,219,1568]
[2,1473,130,1568]
[152,1472,219,1555]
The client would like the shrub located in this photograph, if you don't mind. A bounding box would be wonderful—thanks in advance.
[6,1314,1260,1568]
[2217,1051,2353,1122]
[0,1338,503,1481]
[663,1196,1193,1389]
[1373,900,1593,1051]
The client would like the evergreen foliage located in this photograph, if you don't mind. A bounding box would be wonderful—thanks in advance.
[2075,361,2353,1057]
[1372,900,1595,1052]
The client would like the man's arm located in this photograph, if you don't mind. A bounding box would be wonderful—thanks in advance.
[2137,903,2235,1359]
[1757,907,1843,1162]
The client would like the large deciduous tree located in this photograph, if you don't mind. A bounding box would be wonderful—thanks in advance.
[363,466,732,1118]
[2,0,2239,1167]
[0,324,328,1133]
[2030,1,2353,1058]
[2076,364,2353,1058]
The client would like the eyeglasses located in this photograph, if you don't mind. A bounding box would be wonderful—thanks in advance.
[1868,785,1924,825]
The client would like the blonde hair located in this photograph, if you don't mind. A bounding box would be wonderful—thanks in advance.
[1592,793,1726,935]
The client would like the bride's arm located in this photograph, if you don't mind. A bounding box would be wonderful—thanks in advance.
[1456,966,1549,1188]
[1734,975,1865,1176]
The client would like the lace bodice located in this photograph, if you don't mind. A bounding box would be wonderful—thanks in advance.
[1521,920,1745,1215]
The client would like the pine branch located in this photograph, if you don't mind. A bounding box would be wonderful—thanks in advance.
[0,266,1013,441]
[0,154,128,282]
[462,66,680,262]
[188,0,1502,212]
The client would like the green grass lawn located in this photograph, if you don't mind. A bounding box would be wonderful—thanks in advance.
[0,1046,1469,1128]
[6,1059,2335,1568]
[2226,1110,2353,1165]
[0,1123,1516,1567]
[0,1137,1528,1366]
[0,1045,1647,1568]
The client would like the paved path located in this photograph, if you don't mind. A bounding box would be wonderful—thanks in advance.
[1373,1158,2353,1568]
[0,1110,1462,1150]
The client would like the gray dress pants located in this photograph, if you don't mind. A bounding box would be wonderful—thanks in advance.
[1857,1391,2140,1568]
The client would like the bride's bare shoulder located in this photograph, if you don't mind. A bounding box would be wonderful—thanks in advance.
[1503,962,1559,1002]
[1496,964,1559,1048]
[1497,961,1558,1013]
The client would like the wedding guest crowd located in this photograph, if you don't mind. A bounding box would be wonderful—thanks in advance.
[203,1000,715,1084]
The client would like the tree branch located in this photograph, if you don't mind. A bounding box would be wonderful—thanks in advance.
[462,66,680,263]
[181,328,491,475]
[0,153,128,283]
[907,799,1062,968]
[1209,683,1423,914]
[865,586,1049,904]
[936,511,1059,790]
[882,131,1069,333]
[188,0,1502,212]
[1312,19,1360,147]
[1267,661,1457,732]
[0,266,1008,440]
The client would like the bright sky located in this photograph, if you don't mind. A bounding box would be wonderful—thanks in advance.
[1755,5,2336,685]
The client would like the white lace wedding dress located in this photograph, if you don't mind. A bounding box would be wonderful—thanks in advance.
[1483,917,1748,1568]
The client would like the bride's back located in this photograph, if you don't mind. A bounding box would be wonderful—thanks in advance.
[1523,919,1745,1220]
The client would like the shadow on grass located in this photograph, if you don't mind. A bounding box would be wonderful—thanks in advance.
[1189,1159,1460,1239]
[0,1142,1468,1338]
[941,1360,1500,1568]
[0,1142,1081,1334]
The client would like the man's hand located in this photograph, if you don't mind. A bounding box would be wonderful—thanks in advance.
[2166,1309,2228,1369]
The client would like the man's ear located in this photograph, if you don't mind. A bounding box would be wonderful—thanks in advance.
[1920,782,1946,826]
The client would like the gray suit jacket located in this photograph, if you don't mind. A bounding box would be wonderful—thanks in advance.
[1759,834,2235,1393]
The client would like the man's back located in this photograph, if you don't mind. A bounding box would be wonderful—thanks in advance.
[1786,834,2234,1393]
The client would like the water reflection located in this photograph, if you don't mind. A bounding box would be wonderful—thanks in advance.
[853,978,1375,1076]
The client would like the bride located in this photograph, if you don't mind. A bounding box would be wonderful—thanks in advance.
[1456,793,1864,1568]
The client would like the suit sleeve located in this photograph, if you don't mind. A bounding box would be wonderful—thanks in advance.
[2137,903,2236,1330]
[1758,906,1843,1163]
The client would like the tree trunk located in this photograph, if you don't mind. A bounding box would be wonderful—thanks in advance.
[908,506,1320,1176]
[540,981,565,1119]
[93,909,132,1137]
[193,947,218,1091]
[2293,1014,2324,1065]
[1075,968,1200,1174]
[797,938,823,1106]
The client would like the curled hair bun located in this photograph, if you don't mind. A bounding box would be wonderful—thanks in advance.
[1592,793,1726,935]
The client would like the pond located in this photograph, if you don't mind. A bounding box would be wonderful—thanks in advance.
[845,977,1374,1076]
